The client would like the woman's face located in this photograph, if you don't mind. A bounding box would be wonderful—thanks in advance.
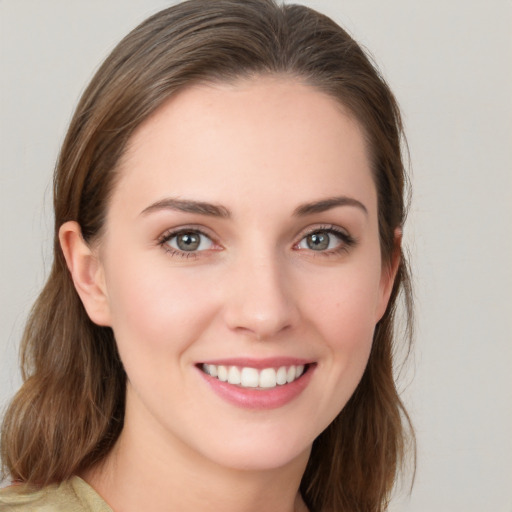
[92,77,395,471]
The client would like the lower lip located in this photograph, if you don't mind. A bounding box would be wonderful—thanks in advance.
[197,365,315,410]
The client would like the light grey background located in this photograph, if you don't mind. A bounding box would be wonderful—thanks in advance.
[1,1,511,510]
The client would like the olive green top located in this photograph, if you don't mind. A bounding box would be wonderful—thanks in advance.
[0,476,112,512]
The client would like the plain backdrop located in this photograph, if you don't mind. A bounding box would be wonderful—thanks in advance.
[1,1,511,510]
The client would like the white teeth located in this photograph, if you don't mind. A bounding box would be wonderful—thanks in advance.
[227,366,241,385]
[217,365,228,382]
[259,368,277,388]
[202,363,308,388]
[241,367,259,388]
[276,366,287,385]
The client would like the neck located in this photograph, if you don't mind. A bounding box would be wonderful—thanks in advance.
[83,398,310,512]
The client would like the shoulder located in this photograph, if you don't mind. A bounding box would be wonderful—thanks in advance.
[0,477,112,512]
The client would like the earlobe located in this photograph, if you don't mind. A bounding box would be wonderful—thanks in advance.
[375,228,402,322]
[59,221,112,326]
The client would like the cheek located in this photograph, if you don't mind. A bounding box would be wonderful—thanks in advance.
[300,259,382,401]
[316,291,376,379]
[104,256,218,360]
[289,266,380,430]
[304,264,382,346]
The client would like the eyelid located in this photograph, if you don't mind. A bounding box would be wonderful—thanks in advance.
[293,224,357,254]
[157,225,222,257]
[313,222,349,233]
[295,224,351,241]
[156,223,357,260]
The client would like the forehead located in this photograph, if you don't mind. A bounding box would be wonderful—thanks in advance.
[112,76,376,219]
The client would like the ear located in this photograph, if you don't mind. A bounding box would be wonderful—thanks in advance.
[375,228,402,322]
[59,221,112,326]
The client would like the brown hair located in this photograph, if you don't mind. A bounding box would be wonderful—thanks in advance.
[1,1,414,510]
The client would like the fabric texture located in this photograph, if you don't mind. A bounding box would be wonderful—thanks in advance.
[0,476,112,512]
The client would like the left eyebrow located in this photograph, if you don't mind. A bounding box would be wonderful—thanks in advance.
[293,196,368,216]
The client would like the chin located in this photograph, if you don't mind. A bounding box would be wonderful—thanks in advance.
[182,416,320,473]
[203,438,312,473]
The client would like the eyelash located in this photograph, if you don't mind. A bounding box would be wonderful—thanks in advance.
[157,224,357,259]
[158,226,217,259]
[295,225,357,257]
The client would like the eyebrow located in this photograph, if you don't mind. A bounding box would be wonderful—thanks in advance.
[140,198,231,218]
[293,196,368,216]
[140,195,367,219]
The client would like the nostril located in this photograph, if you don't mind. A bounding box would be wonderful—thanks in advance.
[221,260,300,339]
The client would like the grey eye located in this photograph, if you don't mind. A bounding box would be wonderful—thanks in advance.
[298,230,344,251]
[167,231,213,252]
[306,232,330,251]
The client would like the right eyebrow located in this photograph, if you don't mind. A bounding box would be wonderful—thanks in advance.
[139,197,231,218]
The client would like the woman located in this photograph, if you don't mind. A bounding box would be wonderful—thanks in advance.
[0,0,414,511]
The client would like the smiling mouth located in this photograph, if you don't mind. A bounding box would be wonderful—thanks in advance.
[199,363,310,389]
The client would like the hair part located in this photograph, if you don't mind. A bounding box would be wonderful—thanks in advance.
[1,1,414,510]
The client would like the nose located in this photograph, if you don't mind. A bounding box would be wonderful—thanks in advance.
[222,251,299,340]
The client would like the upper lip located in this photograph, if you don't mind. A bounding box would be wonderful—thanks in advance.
[197,357,314,369]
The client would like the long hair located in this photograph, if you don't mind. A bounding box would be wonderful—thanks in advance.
[1,1,414,510]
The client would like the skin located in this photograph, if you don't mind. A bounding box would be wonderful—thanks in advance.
[60,76,399,512]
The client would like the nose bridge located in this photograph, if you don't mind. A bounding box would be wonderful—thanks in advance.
[224,243,297,339]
